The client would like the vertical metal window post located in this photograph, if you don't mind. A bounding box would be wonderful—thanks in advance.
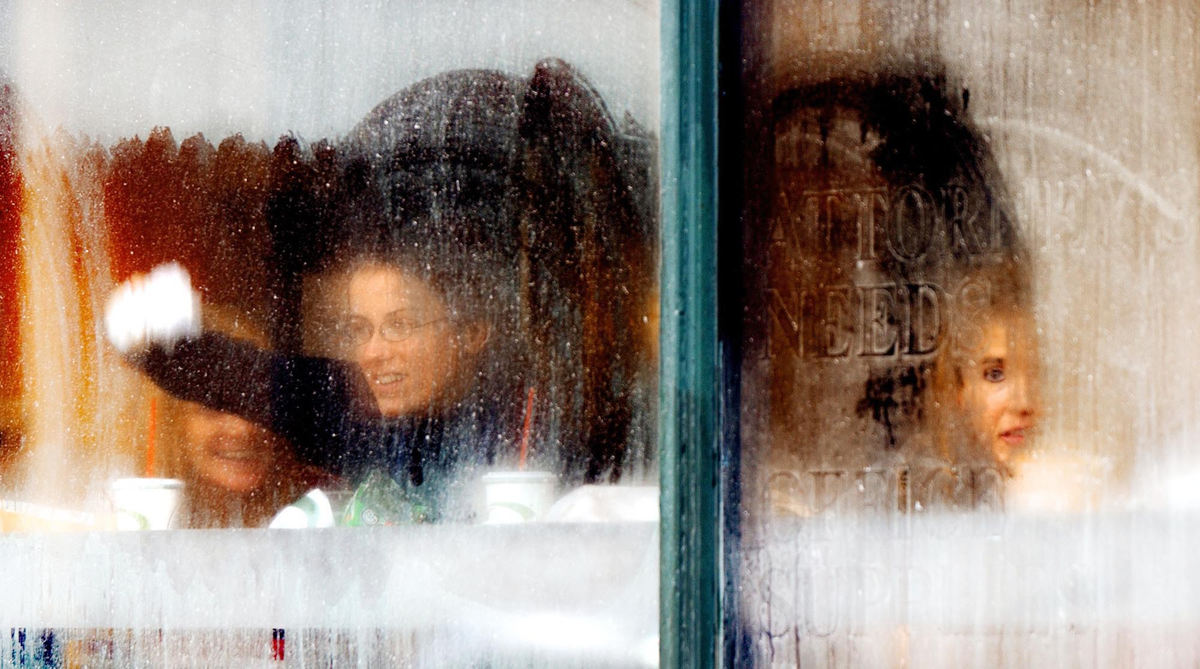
[660,0,720,666]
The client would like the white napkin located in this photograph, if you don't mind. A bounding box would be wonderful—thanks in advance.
[104,262,201,353]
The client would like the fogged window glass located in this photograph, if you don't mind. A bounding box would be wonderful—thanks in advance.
[0,2,659,665]
[750,75,1028,511]
[735,1,1200,666]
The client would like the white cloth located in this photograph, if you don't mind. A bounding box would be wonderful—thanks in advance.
[104,263,201,353]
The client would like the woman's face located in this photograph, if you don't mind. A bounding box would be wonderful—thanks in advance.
[182,403,281,493]
[958,317,1038,464]
[342,264,481,417]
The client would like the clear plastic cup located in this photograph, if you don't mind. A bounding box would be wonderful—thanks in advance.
[108,477,183,530]
[481,471,557,524]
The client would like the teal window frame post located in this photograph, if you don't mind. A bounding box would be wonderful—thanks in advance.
[659,0,721,666]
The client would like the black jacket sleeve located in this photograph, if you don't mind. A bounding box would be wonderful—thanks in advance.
[136,332,387,477]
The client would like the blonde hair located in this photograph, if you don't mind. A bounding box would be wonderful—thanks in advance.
[928,262,1038,469]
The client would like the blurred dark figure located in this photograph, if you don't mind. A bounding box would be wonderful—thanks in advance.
[743,67,1036,510]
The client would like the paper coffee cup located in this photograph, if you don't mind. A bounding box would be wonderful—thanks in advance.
[109,477,183,530]
[481,471,557,524]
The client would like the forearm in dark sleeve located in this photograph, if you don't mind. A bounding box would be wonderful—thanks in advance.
[136,332,382,474]
[263,351,388,476]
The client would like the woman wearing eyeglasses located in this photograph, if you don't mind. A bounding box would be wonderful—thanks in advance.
[328,238,518,524]
[304,237,521,525]
[335,257,489,420]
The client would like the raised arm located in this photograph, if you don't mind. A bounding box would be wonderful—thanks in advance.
[104,264,386,477]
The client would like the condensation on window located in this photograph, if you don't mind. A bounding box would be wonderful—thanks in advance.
[734,1,1200,666]
[0,2,660,666]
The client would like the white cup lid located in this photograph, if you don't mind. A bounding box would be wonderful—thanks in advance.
[481,471,557,484]
[109,477,184,490]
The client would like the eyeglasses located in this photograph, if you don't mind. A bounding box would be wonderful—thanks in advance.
[336,314,449,347]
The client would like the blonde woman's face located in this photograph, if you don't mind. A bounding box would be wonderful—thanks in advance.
[957,317,1038,464]
[183,403,281,493]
